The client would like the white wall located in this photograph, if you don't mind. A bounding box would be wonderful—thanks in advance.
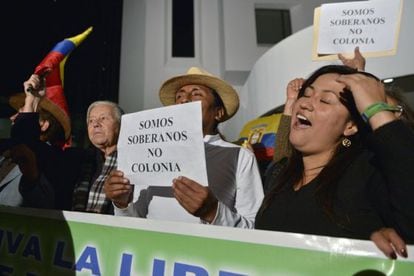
[119,0,223,112]
[119,0,410,142]
[221,0,354,76]
[118,0,146,113]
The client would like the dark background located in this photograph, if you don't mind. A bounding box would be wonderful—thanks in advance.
[1,0,123,147]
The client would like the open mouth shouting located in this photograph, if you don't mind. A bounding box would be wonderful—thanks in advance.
[295,113,312,129]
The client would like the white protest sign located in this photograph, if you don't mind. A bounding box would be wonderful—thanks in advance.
[117,101,208,188]
[314,0,402,59]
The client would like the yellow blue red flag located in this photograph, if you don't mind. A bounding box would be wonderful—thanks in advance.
[33,26,93,147]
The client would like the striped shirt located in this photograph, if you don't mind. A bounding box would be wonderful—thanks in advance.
[79,151,117,213]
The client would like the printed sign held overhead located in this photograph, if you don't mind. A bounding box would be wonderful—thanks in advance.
[312,0,403,60]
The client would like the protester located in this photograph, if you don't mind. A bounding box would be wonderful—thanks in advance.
[270,49,414,259]
[105,67,264,228]
[71,100,122,213]
[255,65,414,260]
[274,47,365,164]
[268,76,412,260]
[1,74,69,208]
[274,46,414,162]
[9,75,123,213]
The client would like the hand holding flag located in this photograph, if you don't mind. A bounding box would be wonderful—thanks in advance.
[24,26,93,146]
[27,26,93,94]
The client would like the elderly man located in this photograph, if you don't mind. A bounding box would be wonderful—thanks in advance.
[8,75,123,213]
[70,100,122,213]
[105,67,264,228]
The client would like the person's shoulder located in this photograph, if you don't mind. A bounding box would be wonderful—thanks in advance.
[219,139,241,148]
[238,145,257,159]
[217,139,256,156]
[209,135,241,149]
[208,135,258,160]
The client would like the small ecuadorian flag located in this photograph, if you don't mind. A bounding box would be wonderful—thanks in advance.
[34,26,93,147]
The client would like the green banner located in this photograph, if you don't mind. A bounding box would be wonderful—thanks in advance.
[0,206,413,275]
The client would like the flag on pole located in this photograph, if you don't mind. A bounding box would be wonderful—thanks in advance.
[33,26,93,146]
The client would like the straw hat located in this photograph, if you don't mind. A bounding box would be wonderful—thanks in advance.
[9,90,71,140]
[159,67,239,122]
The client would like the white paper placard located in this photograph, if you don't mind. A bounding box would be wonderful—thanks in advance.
[117,101,208,188]
[313,0,402,59]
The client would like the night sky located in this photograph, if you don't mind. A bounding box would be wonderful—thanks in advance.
[0,0,123,119]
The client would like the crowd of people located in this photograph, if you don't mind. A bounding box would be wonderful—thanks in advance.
[1,48,413,260]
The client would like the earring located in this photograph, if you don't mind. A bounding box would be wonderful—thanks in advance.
[342,137,352,148]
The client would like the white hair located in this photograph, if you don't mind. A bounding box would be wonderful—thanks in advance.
[86,100,124,125]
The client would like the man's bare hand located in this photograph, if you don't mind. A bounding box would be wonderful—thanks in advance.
[338,46,366,71]
[104,170,133,209]
[172,176,218,223]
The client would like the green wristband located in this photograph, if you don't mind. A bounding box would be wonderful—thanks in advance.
[361,102,400,123]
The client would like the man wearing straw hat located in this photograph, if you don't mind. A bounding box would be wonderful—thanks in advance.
[105,67,264,228]
[1,74,69,207]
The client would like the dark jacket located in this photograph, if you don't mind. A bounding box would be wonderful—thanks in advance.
[11,112,113,214]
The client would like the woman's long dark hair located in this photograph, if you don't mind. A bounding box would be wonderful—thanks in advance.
[258,65,374,226]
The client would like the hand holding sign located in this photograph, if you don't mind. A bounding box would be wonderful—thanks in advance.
[172,176,218,223]
[104,170,133,209]
[117,101,208,188]
[115,102,208,220]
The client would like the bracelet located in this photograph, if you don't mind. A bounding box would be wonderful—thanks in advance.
[361,102,401,123]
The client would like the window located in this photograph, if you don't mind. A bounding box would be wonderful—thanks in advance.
[172,0,194,57]
[255,8,291,45]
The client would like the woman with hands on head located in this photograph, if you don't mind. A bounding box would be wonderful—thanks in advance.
[257,65,414,260]
[274,46,366,163]
[272,48,414,259]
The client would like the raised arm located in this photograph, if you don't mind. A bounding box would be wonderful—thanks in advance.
[10,75,56,209]
[337,73,414,243]
[338,46,366,71]
[273,78,304,162]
